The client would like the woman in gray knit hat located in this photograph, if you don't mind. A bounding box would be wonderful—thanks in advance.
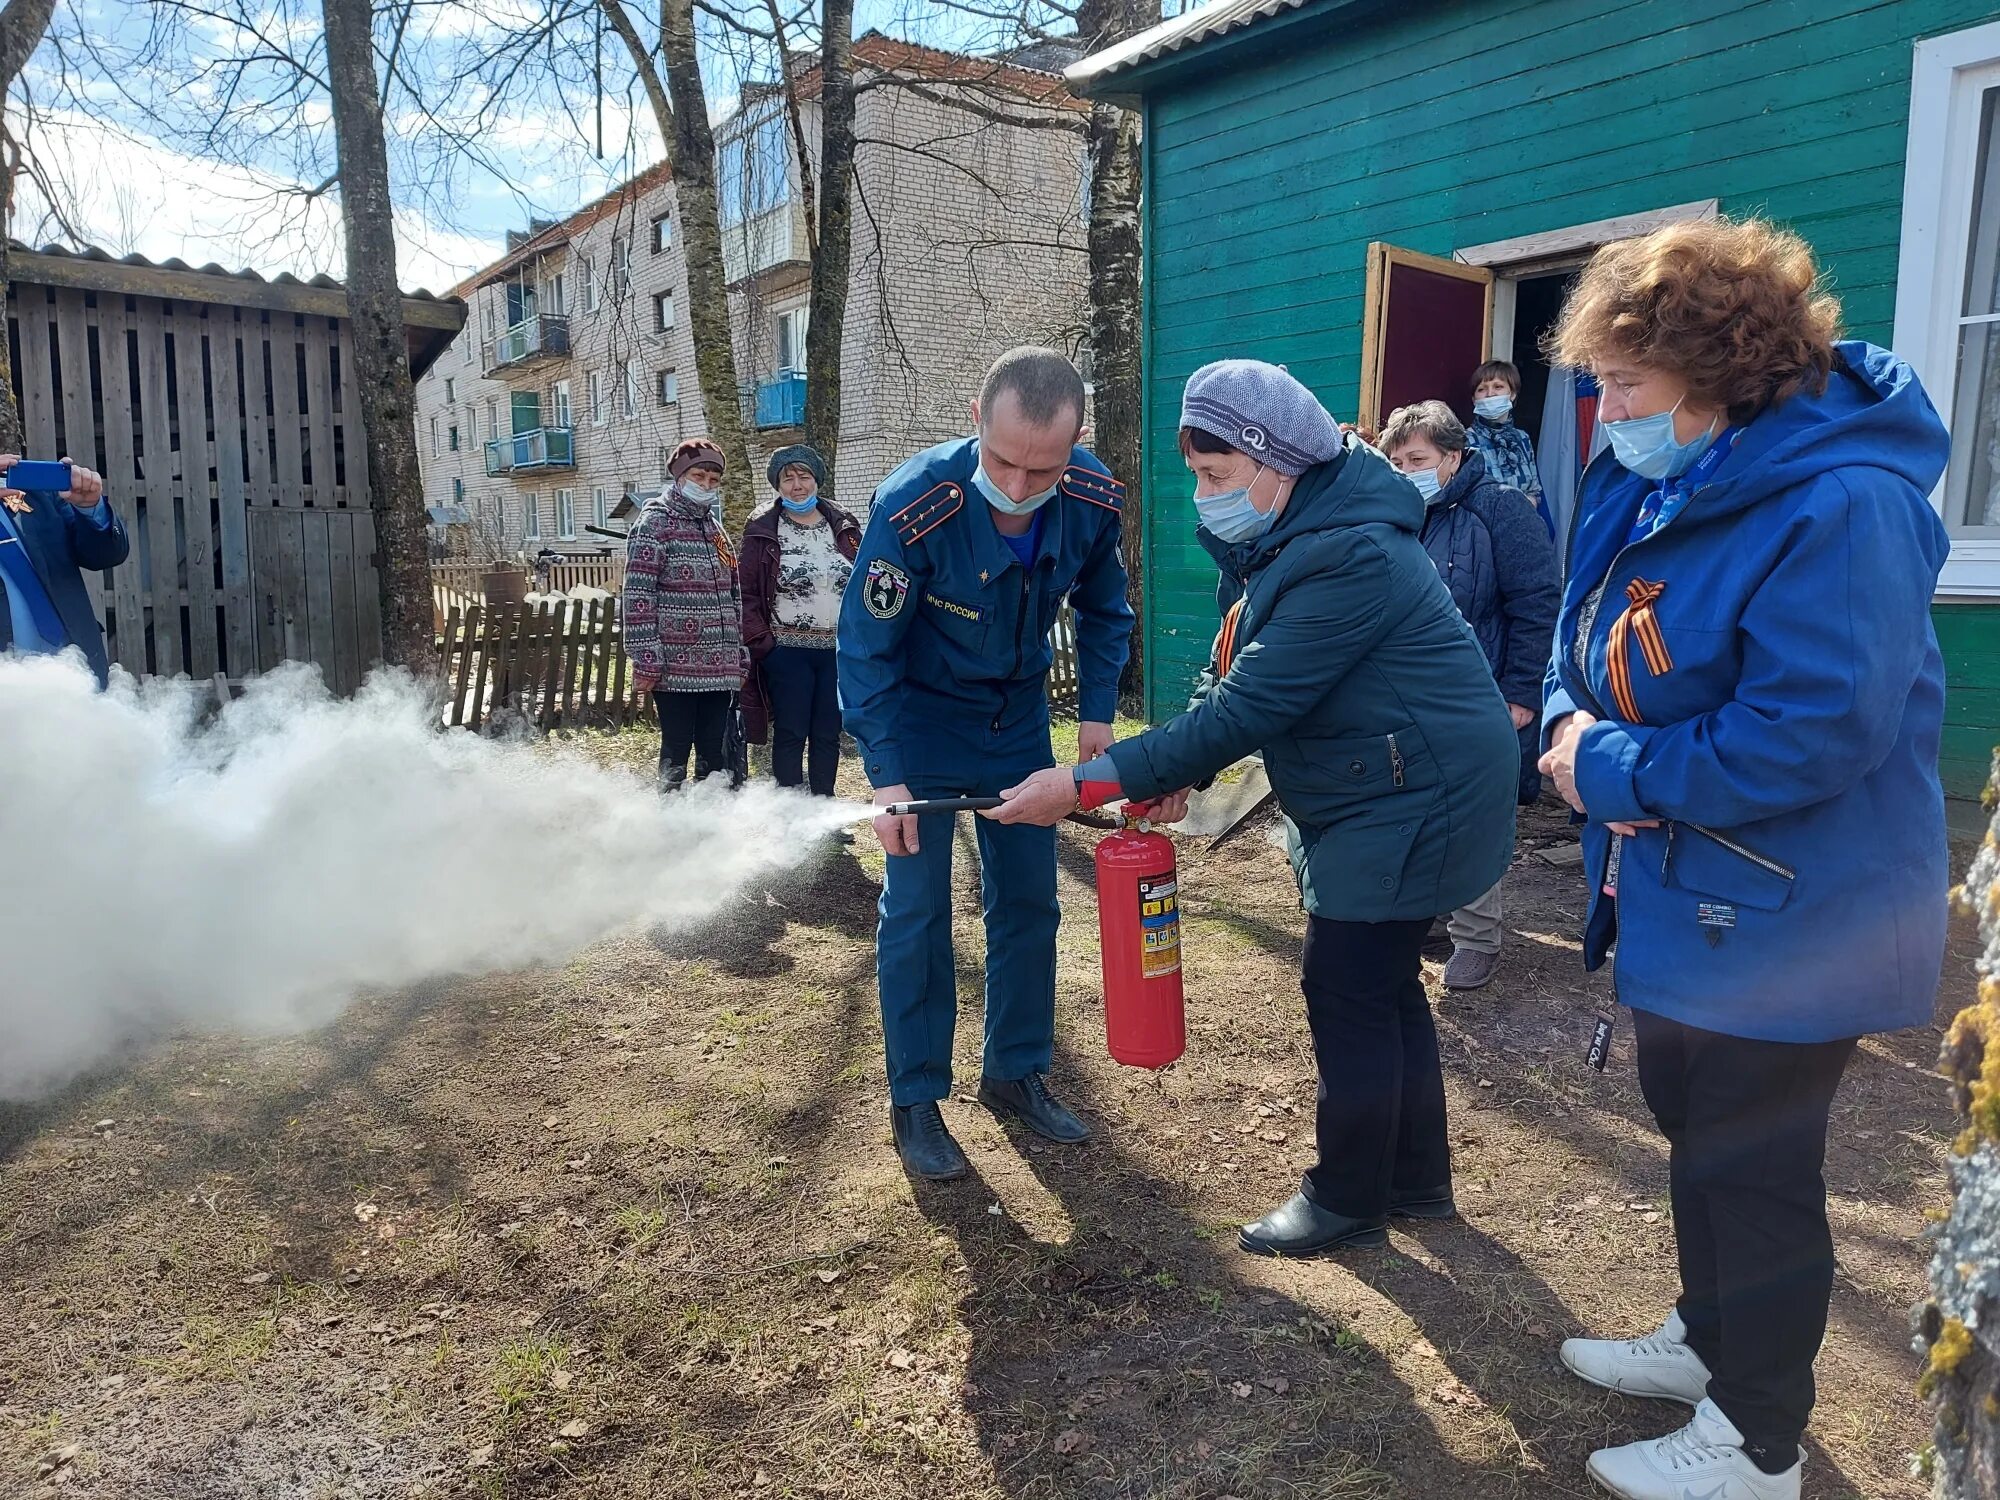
[989,358,1518,1258]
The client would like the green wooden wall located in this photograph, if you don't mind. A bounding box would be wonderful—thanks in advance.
[1135,0,2000,803]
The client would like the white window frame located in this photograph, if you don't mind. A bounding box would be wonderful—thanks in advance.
[524,491,542,541]
[592,485,608,527]
[774,305,808,373]
[556,487,576,540]
[444,377,455,403]
[1896,17,2000,595]
[429,416,439,457]
[581,254,599,313]
[655,290,676,333]
[658,368,679,406]
[652,214,672,254]
[588,369,607,427]
[622,359,640,420]
[612,238,632,297]
[546,272,566,317]
[550,378,573,429]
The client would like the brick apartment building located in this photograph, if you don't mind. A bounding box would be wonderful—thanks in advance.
[415,34,1090,556]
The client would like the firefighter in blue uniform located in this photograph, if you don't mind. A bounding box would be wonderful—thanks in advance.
[837,348,1133,1181]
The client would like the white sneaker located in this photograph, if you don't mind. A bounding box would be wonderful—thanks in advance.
[1562,1310,1713,1406]
[1586,1398,1802,1500]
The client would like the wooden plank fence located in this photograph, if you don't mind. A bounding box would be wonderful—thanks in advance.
[8,278,381,689]
[437,598,654,732]
[1047,603,1079,713]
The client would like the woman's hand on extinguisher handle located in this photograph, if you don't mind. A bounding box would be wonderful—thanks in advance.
[982,765,1079,826]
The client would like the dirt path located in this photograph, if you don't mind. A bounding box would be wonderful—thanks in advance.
[0,745,1964,1499]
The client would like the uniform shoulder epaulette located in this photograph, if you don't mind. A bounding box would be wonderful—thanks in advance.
[888,478,965,546]
[1061,465,1123,512]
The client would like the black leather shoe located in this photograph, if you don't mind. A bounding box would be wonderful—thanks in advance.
[978,1073,1091,1143]
[1389,1184,1457,1220]
[1238,1192,1388,1257]
[892,1102,968,1181]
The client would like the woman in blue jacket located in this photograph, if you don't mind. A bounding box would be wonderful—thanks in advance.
[1537,218,1951,1500]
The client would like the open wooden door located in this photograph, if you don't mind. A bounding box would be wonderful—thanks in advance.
[1358,243,1495,434]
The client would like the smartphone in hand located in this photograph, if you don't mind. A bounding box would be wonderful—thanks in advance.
[3,461,73,492]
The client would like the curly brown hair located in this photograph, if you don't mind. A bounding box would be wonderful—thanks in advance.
[1546,217,1843,422]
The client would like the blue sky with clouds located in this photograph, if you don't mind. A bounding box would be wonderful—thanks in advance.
[12,0,1071,290]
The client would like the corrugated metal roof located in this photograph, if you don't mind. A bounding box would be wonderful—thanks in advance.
[1063,0,1310,93]
[9,239,459,302]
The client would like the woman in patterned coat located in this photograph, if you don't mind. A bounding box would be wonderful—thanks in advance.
[624,438,747,790]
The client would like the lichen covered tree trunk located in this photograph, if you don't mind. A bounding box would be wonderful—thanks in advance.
[1076,0,1155,709]
[1919,788,2000,1497]
[321,0,434,676]
[801,0,854,501]
[603,0,757,533]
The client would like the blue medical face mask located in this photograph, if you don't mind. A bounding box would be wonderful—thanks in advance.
[972,460,1058,516]
[681,478,721,508]
[1602,397,1719,481]
[1194,467,1278,544]
[1473,395,1513,421]
[1405,466,1442,502]
[779,495,818,514]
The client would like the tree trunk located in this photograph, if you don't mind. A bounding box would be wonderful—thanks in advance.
[801,0,855,501]
[1921,805,2000,1498]
[1077,0,1156,711]
[321,0,434,676]
[0,0,60,454]
[603,0,758,533]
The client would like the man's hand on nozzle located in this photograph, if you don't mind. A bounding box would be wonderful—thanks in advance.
[873,784,921,855]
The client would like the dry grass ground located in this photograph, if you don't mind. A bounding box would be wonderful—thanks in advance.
[0,727,1966,1499]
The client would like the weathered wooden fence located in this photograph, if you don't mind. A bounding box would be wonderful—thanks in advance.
[6,249,461,691]
[437,598,655,732]
[1047,603,1079,713]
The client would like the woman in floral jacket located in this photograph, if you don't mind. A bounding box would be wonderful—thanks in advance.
[625,438,747,789]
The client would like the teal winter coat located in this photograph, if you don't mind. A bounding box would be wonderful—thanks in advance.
[1109,438,1519,921]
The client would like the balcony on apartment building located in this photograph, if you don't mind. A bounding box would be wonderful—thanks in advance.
[753,370,807,430]
[485,426,576,474]
[484,314,570,377]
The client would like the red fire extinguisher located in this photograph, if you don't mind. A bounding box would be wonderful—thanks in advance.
[1083,783,1186,1069]
[877,785,1188,1070]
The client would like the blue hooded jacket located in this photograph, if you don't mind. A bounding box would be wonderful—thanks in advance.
[1544,342,1951,1042]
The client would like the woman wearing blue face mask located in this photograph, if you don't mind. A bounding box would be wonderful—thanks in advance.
[740,444,861,798]
[987,359,1518,1258]
[626,438,748,791]
[1534,218,1951,1500]
[1466,359,1552,533]
[1381,400,1559,991]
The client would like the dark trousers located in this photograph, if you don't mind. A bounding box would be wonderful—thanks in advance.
[655,688,731,789]
[1633,1008,1856,1454]
[1300,915,1450,1217]
[764,644,841,797]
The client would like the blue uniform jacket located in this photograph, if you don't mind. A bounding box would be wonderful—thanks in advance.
[837,439,1133,789]
[1545,342,1951,1042]
[0,490,129,684]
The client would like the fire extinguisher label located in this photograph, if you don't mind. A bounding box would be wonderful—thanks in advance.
[1137,876,1182,978]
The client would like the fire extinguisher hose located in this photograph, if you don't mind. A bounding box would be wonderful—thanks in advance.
[879,796,1006,816]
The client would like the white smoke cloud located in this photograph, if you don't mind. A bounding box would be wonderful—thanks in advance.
[0,654,864,1099]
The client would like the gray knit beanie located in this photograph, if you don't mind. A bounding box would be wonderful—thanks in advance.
[767,443,827,489]
[1180,359,1344,476]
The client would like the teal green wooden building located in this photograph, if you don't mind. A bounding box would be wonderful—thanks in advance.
[1069,0,2000,804]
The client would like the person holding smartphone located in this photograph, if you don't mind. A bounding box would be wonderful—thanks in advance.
[0,454,127,685]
